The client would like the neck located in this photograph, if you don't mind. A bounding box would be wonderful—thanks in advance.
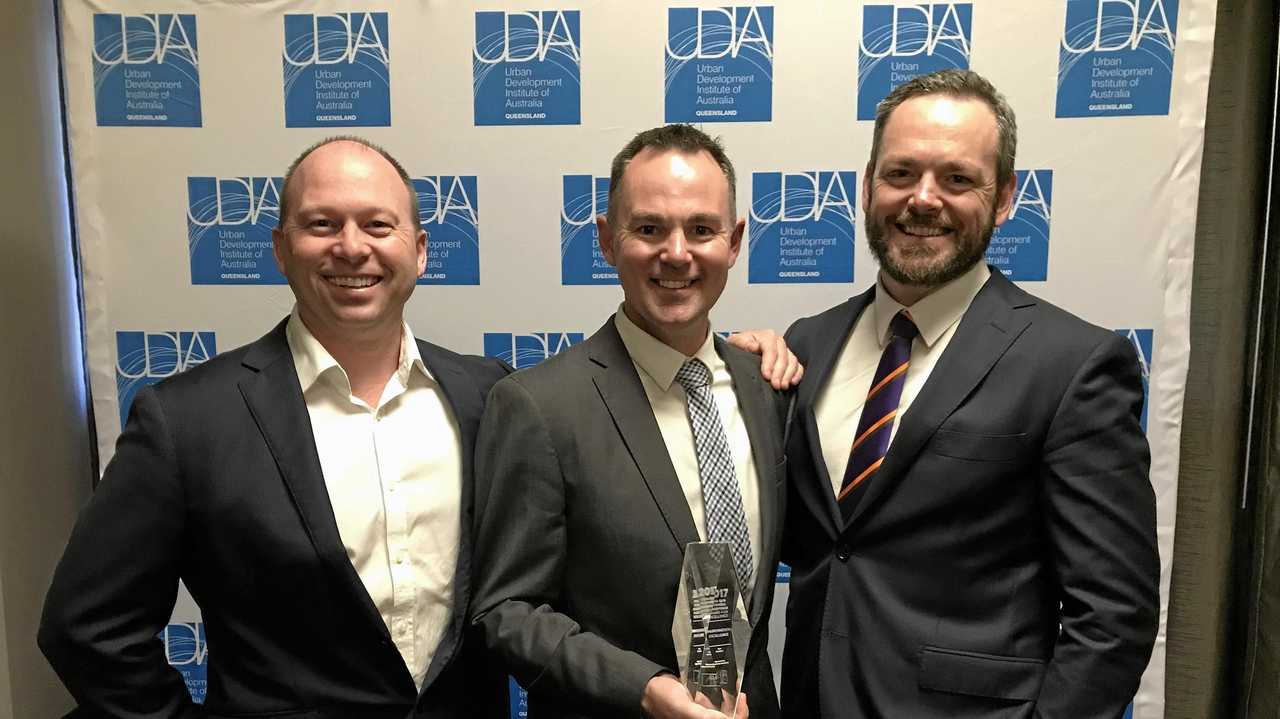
[879,273,938,307]
[301,314,403,406]
[622,304,708,357]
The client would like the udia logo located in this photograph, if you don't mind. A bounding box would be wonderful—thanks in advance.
[1057,0,1178,117]
[749,171,856,284]
[561,174,615,285]
[857,3,972,120]
[484,333,584,369]
[473,10,582,126]
[161,622,208,703]
[665,6,774,123]
[92,13,201,126]
[1116,329,1153,432]
[987,169,1052,281]
[283,12,391,127]
[414,176,480,285]
[116,331,216,428]
[474,11,581,64]
[187,177,283,285]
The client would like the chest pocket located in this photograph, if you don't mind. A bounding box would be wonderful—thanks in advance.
[927,429,1028,463]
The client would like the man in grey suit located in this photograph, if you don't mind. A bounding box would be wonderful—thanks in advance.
[470,124,788,719]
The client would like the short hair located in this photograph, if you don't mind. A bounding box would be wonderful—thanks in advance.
[276,135,421,232]
[869,69,1017,189]
[606,124,737,226]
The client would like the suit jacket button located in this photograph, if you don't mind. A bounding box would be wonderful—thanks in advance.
[836,544,851,561]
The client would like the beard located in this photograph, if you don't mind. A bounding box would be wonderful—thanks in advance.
[865,205,996,289]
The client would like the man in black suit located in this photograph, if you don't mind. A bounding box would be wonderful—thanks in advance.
[470,124,788,719]
[39,137,511,718]
[781,69,1160,718]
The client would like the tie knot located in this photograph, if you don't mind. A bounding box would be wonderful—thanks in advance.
[675,358,712,391]
[889,311,919,342]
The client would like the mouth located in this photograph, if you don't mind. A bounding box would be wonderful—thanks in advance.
[653,278,694,290]
[895,223,951,238]
[323,275,381,289]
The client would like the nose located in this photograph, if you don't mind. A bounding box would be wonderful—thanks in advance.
[660,228,691,265]
[907,174,943,214]
[331,221,372,262]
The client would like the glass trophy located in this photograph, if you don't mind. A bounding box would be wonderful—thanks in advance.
[672,542,751,717]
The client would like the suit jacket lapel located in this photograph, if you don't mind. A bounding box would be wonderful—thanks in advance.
[415,340,486,691]
[846,272,1035,527]
[588,320,702,551]
[716,338,781,625]
[237,320,397,651]
[798,289,874,537]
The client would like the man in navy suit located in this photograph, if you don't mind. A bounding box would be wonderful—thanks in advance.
[40,137,511,718]
[780,70,1159,718]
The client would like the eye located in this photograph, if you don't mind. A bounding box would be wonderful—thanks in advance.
[948,174,974,186]
[693,225,716,237]
[306,218,335,231]
[636,224,659,236]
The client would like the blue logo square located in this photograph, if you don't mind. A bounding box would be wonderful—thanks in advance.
[161,622,208,703]
[987,170,1052,282]
[858,3,971,121]
[415,176,480,285]
[283,12,391,127]
[187,177,285,285]
[1115,329,1153,433]
[93,14,202,127]
[749,171,856,284]
[561,175,616,285]
[665,6,774,123]
[116,331,216,427]
[483,332,584,369]
[474,11,582,126]
[1057,0,1178,118]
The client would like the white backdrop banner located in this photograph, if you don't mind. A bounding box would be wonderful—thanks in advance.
[59,1,1214,716]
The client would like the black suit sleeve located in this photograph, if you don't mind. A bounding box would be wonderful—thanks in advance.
[1035,333,1159,717]
[39,387,201,718]
[469,376,663,718]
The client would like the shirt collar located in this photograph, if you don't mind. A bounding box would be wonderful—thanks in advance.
[613,304,720,392]
[285,308,431,395]
[873,261,990,348]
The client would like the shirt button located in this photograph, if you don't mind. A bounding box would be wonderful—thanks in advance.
[396,556,405,565]
[835,543,852,561]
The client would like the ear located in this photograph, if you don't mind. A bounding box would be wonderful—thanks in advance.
[993,172,1017,227]
[416,228,428,276]
[271,227,287,274]
[596,214,618,267]
[726,217,745,267]
[862,161,874,214]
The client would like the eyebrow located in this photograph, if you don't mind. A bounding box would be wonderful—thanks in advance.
[627,211,725,225]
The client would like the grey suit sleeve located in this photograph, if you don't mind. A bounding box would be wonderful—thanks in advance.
[470,376,664,718]
[1035,333,1160,718]
[39,387,202,719]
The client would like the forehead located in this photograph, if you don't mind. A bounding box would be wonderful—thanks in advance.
[288,142,410,213]
[878,95,999,169]
[617,147,730,208]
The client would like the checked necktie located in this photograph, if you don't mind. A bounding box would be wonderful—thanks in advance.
[838,311,919,522]
[675,358,754,598]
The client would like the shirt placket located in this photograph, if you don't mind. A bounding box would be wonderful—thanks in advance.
[374,399,416,669]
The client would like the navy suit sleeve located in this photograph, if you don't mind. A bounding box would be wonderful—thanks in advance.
[39,387,202,719]
[469,376,663,718]
[1035,333,1159,718]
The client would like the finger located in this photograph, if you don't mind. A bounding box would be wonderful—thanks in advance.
[735,691,749,719]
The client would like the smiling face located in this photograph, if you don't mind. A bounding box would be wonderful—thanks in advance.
[272,140,426,350]
[864,94,1015,305]
[596,147,744,355]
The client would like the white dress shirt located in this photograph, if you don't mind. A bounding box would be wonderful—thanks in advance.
[614,307,763,585]
[286,310,462,691]
[815,262,990,497]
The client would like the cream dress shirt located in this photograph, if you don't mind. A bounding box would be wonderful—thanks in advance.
[614,307,763,587]
[286,310,462,691]
[815,262,990,497]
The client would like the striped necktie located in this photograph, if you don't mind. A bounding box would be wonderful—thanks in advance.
[838,311,918,521]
